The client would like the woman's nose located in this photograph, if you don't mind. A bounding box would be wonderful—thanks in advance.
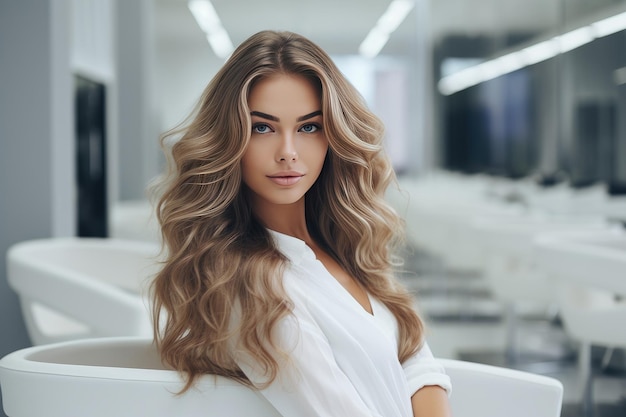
[276,134,298,162]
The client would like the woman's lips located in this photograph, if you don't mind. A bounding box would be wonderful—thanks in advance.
[267,173,304,186]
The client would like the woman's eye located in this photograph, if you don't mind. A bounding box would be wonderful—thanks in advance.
[299,123,320,133]
[252,123,272,134]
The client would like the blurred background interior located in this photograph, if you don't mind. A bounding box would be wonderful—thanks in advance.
[1,0,625,416]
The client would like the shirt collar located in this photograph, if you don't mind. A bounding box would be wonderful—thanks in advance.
[268,229,316,266]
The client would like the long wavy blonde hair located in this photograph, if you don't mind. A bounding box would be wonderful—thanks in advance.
[152,30,424,392]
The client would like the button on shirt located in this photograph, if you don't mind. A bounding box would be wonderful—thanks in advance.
[233,230,451,417]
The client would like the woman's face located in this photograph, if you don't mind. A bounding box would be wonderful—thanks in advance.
[242,73,328,214]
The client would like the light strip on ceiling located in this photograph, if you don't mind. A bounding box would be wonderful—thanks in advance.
[188,0,234,59]
[359,0,415,59]
[438,10,626,96]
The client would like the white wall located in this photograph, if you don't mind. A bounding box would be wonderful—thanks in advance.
[154,38,223,134]
[116,0,164,201]
[0,2,73,415]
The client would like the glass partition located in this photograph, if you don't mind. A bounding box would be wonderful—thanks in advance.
[434,0,626,191]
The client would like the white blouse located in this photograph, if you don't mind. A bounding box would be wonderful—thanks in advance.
[233,230,451,417]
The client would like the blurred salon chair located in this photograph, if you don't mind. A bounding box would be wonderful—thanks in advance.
[6,238,160,345]
[0,337,283,417]
[441,357,563,417]
[110,199,160,243]
[472,214,611,363]
[0,336,563,417]
[390,172,526,272]
[535,227,626,416]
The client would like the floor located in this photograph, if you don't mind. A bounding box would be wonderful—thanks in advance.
[398,246,626,417]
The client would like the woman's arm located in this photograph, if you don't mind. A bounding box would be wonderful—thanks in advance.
[401,342,452,416]
[411,385,452,417]
[401,342,452,396]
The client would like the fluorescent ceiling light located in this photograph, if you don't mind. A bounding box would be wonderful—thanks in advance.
[491,53,525,75]
[379,0,415,32]
[558,26,594,53]
[359,29,390,59]
[359,0,415,58]
[591,11,626,37]
[206,31,233,60]
[188,0,234,59]
[438,10,626,95]
[519,39,559,66]
[437,52,526,95]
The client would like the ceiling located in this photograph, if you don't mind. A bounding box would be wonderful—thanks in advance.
[153,0,566,57]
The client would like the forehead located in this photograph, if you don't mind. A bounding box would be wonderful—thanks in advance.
[248,74,321,116]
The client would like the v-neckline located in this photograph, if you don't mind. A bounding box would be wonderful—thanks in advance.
[267,229,375,316]
[312,256,375,317]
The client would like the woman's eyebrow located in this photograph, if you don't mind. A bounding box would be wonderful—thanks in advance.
[250,110,322,122]
[297,110,322,122]
[250,111,278,121]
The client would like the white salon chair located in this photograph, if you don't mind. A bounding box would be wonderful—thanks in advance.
[6,237,161,345]
[110,199,161,243]
[472,214,611,362]
[393,174,525,272]
[535,227,626,416]
[0,336,563,417]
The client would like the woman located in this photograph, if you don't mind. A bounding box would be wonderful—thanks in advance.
[151,30,451,417]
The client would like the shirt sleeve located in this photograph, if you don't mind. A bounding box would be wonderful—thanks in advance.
[402,341,452,397]
[231,296,381,417]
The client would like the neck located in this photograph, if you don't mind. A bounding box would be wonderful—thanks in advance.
[252,197,312,243]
